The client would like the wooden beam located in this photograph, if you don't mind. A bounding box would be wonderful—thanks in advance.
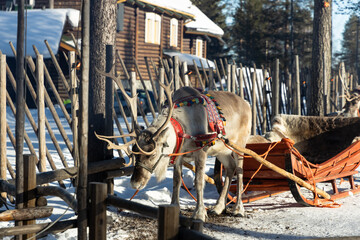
[0,207,53,221]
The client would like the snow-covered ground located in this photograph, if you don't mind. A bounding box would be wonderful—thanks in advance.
[1,106,360,239]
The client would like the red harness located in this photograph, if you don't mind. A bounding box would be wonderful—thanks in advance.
[169,93,226,164]
[169,117,219,164]
[170,118,184,164]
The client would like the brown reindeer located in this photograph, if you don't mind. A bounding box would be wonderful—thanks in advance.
[96,69,252,221]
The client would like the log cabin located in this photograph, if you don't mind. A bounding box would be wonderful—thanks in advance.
[0,0,224,97]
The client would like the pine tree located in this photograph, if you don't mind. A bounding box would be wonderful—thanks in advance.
[190,0,229,59]
[340,15,359,72]
[231,0,313,67]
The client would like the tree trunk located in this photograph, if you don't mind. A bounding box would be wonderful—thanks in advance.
[88,0,116,182]
[309,0,331,116]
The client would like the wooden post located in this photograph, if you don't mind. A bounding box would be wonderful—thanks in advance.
[261,68,268,133]
[251,65,257,135]
[89,182,107,240]
[227,64,231,92]
[238,65,244,98]
[272,59,280,117]
[37,54,46,173]
[158,204,179,240]
[182,62,190,87]
[231,64,236,94]
[78,0,90,238]
[0,53,6,200]
[335,75,339,110]
[294,55,301,115]
[158,68,165,108]
[191,220,204,232]
[23,154,36,239]
[340,62,346,109]
[173,56,180,91]
[15,2,26,238]
[69,51,79,172]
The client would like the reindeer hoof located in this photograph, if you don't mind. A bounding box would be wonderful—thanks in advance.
[210,205,225,215]
[232,209,246,217]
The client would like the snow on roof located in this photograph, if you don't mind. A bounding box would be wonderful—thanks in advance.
[139,0,224,37]
[163,50,215,69]
[0,9,80,58]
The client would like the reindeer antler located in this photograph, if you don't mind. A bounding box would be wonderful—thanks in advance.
[95,132,136,156]
[95,65,139,130]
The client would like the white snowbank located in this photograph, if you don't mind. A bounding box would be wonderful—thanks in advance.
[0,9,80,58]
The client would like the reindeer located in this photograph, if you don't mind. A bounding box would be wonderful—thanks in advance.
[96,68,252,222]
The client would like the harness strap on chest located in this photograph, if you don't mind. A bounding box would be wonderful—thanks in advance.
[170,118,184,164]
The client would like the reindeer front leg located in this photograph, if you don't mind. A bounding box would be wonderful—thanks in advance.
[232,153,246,217]
[192,151,207,222]
[171,159,183,205]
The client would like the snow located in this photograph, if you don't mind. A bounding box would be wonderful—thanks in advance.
[1,106,360,239]
[141,0,224,37]
[0,9,80,58]
[163,50,215,68]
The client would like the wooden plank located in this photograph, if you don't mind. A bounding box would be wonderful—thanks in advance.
[37,54,46,173]
[0,53,6,200]
[89,183,107,240]
[158,205,180,240]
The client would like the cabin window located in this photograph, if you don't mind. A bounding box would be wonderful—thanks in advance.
[145,12,161,44]
[195,39,203,57]
[116,3,124,32]
[170,18,178,47]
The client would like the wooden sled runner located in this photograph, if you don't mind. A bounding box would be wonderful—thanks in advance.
[214,116,360,206]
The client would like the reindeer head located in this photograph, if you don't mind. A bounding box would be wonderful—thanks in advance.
[95,65,174,190]
[130,125,171,189]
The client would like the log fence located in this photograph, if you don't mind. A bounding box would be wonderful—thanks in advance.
[0,39,357,238]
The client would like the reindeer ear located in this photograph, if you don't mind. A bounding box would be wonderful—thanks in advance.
[154,127,169,142]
